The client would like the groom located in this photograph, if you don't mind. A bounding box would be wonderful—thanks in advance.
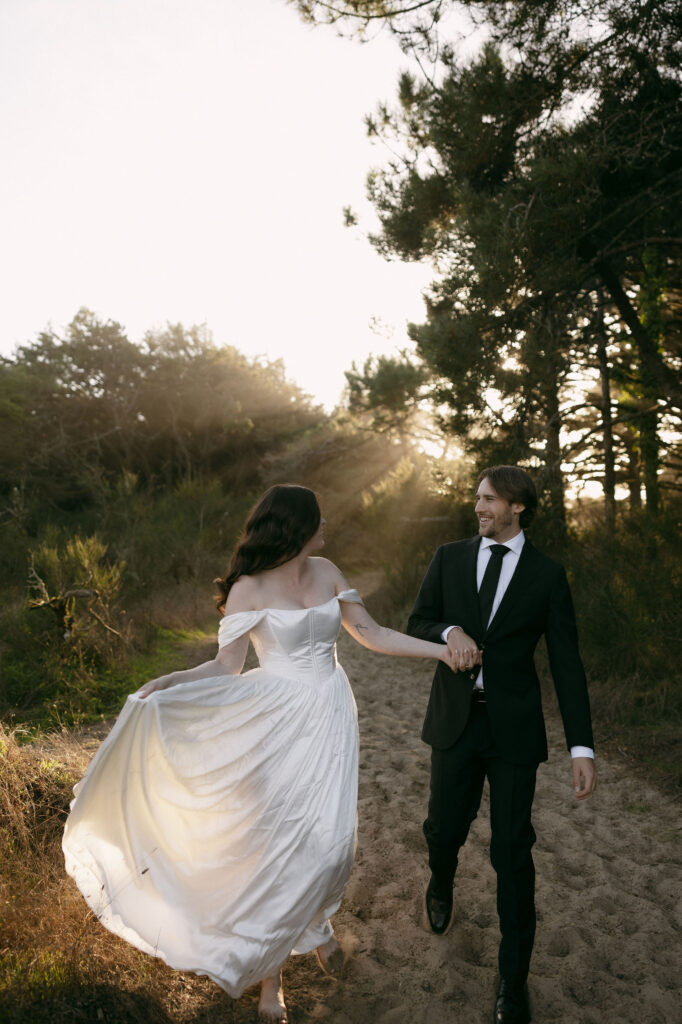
[407,466,596,1024]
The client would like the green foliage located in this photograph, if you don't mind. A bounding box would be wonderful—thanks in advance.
[562,504,682,785]
[1,532,128,726]
[308,0,682,521]
[344,352,428,433]
[0,310,322,511]
[99,475,251,599]
[291,0,445,40]
[27,532,126,656]
[0,311,326,729]
[568,508,682,684]
[0,951,70,1005]
[0,620,211,734]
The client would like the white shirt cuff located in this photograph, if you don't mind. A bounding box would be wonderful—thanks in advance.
[441,625,460,642]
[570,746,594,759]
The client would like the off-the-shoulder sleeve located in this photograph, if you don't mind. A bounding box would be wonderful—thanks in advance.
[337,588,363,605]
[217,609,267,649]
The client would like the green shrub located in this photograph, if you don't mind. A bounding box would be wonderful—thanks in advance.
[28,532,127,654]
[0,533,130,725]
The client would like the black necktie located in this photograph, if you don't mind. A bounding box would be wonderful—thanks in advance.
[478,544,510,629]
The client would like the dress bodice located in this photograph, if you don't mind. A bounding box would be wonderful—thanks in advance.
[217,589,363,685]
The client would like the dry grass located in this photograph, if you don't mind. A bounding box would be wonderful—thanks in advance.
[0,724,333,1024]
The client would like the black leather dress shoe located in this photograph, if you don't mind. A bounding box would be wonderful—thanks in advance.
[494,980,531,1024]
[425,879,453,935]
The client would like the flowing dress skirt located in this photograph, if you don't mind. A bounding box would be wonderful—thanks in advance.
[62,663,359,996]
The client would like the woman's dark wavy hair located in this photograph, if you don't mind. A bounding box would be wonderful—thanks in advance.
[477,465,538,529]
[214,484,321,613]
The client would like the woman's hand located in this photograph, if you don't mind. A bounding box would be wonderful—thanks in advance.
[136,673,176,699]
[446,627,482,673]
[133,639,249,699]
[439,645,458,671]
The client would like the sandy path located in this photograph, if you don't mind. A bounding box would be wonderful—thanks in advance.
[303,631,682,1024]
[50,620,681,1023]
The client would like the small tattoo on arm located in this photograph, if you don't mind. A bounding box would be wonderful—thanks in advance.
[354,622,370,636]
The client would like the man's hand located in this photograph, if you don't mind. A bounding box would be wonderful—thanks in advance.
[572,757,597,800]
[446,627,482,673]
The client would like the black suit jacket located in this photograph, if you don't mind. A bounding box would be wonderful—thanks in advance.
[407,536,594,765]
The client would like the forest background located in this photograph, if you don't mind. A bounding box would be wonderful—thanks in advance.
[2,0,680,776]
[1,2,681,1017]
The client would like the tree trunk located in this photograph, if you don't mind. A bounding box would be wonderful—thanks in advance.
[539,305,567,540]
[640,400,660,515]
[596,288,616,531]
[597,260,682,412]
[544,406,567,537]
[621,428,642,512]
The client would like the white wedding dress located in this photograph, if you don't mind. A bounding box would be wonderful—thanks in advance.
[62,589,362,997]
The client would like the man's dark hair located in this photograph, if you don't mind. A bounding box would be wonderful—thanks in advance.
[476,466,538,529]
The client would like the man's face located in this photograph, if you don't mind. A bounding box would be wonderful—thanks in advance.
[474,477,524,543]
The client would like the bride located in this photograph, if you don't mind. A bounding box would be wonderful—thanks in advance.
[63,484,456,1023]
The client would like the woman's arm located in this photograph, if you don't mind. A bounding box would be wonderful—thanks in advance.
[136,632,249,698]
[317,558,450,665]
[340,600,453,666]
[136,576,261,698]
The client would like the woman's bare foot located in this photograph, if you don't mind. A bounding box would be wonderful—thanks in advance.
[315,935,344,977]
[258,972,287,1023]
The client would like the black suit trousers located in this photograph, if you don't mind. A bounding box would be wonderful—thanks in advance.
[425,701,538,988]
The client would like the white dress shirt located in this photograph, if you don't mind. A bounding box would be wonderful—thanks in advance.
[442,530,593,760]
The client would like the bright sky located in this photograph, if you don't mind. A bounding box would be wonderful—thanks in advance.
[0,0,438,409]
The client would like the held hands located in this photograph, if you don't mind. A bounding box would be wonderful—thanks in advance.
[136,673,176,699]
[446,627,483,673]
